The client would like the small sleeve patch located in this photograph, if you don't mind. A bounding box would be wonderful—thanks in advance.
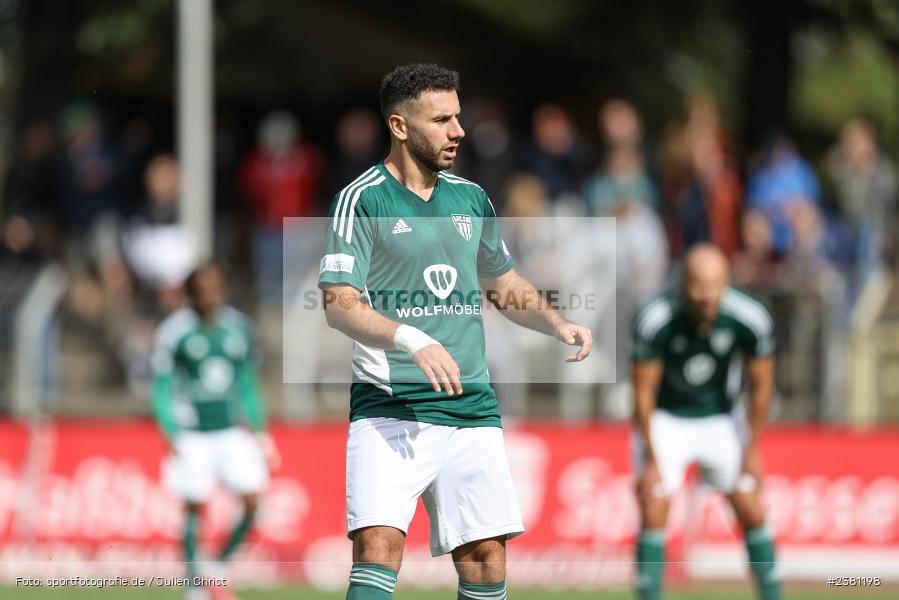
[320,253,356,274]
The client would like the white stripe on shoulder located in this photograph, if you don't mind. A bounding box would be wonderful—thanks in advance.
[438,171,482,188]
[219,305,251,332]
[485,194,498,217]
[722,289,772,330]
[635,296,680,340]
[334,167,378,234]
[720,304,768,340]
[728,288,774,328]
[345,175,385,244]
[721,290,772,338]
[155,308,197,348]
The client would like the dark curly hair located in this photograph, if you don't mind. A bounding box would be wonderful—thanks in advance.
[378,63,460,118]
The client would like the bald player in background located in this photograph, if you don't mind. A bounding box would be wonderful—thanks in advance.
[630,244,781,600]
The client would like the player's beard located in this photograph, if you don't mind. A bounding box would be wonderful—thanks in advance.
[407,127,456,173]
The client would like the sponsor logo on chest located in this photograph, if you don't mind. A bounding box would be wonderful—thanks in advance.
[423,264,458,300]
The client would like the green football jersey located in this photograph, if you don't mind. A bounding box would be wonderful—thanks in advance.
[631,287,774,417]
[318,163,513,427]
[151,306,264,434]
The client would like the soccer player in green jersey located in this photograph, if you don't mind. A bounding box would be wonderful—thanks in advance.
[151,263,280,600]
[631,244,781,600]
[318,64,593,600]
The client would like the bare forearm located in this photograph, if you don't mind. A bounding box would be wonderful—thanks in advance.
[746,356,774,447]
[632,361,662,463]
[634,391,657,462]
[322,285,439,355]
[484,269,568,335]
[746,384,772,446]
[323,287,400,349]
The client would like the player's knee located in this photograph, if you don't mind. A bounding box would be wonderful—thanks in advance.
[453,538,506,584]
[185,502,204,515]
[639,496,669,528]
[353,528,404,565]
[455,537,506,564]
[473,539,505,564]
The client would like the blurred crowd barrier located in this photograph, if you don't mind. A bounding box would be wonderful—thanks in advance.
[0,420,896,588]
[1,97,898,423]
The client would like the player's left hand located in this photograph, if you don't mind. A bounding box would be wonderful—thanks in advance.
[555,322,593,362]
[256,431,282,472]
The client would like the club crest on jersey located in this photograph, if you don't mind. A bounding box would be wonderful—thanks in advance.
[452,214,473,241]
[423,264,457,300]
[683,353,715,386]
[710,329,734,355]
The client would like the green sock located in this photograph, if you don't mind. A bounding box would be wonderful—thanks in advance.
[183,511,199,583]
[636,529,665,600]
[746,525,781,600]
[458,581,507,600]
[347,562,397,599]
[219,510,255,561]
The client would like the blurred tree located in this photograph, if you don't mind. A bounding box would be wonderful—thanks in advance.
[0,0,895,159]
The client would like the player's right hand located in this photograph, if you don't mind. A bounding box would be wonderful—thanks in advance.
[411,343,463,396]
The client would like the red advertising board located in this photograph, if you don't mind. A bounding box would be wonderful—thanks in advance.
[0,419,897,589]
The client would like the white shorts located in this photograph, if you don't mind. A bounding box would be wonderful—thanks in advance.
[346,417,525,557]
[164,427,269,502]
[632,409,747,496]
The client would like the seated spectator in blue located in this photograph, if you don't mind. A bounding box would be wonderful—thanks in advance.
[746,135,822,257]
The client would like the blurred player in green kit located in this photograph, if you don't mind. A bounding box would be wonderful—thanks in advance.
[151,263,280,600]
[631,244,781,600]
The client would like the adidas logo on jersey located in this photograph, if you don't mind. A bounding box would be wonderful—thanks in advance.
[392,219,413,234]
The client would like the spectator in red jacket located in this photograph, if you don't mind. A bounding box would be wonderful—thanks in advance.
[240,111,325,305]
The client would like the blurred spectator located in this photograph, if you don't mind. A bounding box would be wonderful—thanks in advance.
[56,102,128,260]
[745,134,822,258]
[524,104,592,202]
[825,117,898,288]
[454,99,517,204]
[598,99,643,149]
[121,154,196,394]
[732,210,781,288]
[214,113,244,261]
[2,119,59,258]
[240,110,325,304]
[329,107,384,198]
[1,120,63,408]
[584,144,658,215]
[123,154,197,294]
[56,102,134,326]
[585,100,668,409]
[660,95,741,258]
[119,116,156,214]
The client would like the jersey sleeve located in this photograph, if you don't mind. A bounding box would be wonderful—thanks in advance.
[631,304,668,361]
[149,325,180,439]
[318,192,375,292]
[236,322,266,431]
[739,305,775,358]
[477,192,514,278]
